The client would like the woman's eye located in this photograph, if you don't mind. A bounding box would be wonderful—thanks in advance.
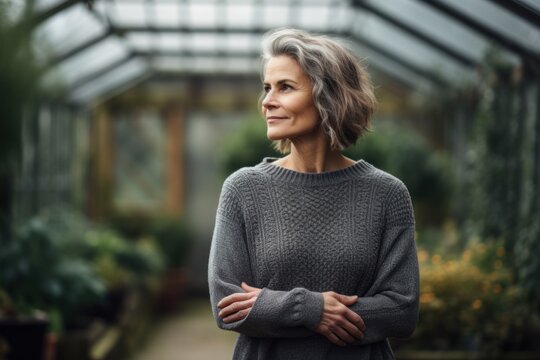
[263,86,270,93]
[282,84,292,91]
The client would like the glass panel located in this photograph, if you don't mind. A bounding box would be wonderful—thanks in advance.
[191,33,218,52]
[350,10,474,81]
[192,56,219,72]
[35,0,65,12]
[188,3,217,28]
[154,1,182,27]
[439,0,540,55]
[153,56,186,72]
[364,0,490,63]
[223,56,260,73]
[224,33,257,52]
[113,111,166,210]
[298,5,330,30]
[111,0,147,26]
[152,55,259,74]
[128,32,260,55]
[226,3,254,28]
[126,33,153,51]
[520,0,540,12]
[55,37,129,85]
[262,4,290,28]
[71,58,148,102]
[328,2,354,33]
[350,41,434,93]
[157,33,188,51]
[34,3,105,56]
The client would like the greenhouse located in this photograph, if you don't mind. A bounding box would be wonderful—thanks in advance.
[1,0,540,359]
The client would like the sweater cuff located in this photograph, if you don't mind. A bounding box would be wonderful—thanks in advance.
[293,288,324,330]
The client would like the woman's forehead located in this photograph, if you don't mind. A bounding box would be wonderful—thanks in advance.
[263,56,307,83]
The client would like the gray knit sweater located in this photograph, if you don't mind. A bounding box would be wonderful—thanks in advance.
[208,157,419,360]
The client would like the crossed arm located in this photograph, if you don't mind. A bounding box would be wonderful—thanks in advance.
[218,282,366,346]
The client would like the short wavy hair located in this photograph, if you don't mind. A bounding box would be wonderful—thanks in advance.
[261,28,376,153]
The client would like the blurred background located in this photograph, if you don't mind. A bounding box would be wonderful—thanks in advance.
[1,0,540,359]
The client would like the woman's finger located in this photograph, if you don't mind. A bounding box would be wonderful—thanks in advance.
[335,293,358,306]
[344,308,366,332]
[331,325,356,344]
[219,297,256,318]
[222,307,252,323]
[218,291,253,308]
[241,282,261,293]
[324,330,347,347]
[339,317,364,340]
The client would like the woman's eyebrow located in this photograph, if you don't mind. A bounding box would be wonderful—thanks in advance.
[263,79,299,85]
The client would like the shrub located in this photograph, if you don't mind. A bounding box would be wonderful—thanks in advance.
[0,209,164,331]
[148,217,194,269]
[220,114,280,176]
[410,240,540,353]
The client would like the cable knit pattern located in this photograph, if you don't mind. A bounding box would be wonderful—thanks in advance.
[208,157,419,360]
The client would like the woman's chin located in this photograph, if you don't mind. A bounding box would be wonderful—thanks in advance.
[266,130,288,141]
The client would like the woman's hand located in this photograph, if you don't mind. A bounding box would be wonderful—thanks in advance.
[315,291,366,346]
[217,282,261,323]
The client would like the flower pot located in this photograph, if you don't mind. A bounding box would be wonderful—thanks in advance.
[157,268,189,313]
[0,316,49,360]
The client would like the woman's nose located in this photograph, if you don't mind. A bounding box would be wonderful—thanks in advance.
[262,91,277,109]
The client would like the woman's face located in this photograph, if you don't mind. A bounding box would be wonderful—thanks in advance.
[262,55,320,143]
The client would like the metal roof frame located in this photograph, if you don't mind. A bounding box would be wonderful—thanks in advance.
[25,0,540,104]
[486,0,540,27]
[418,0,540,65]
[351,0,476,67]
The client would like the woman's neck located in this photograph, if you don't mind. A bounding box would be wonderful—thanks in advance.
[275,136,355,174]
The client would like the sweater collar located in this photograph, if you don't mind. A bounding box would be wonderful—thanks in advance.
[256,157,373,186]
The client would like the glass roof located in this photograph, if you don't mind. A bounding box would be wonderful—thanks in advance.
[23,0,539,104]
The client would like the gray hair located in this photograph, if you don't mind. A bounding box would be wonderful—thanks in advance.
[261,28,376,153]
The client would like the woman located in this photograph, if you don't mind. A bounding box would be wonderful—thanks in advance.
[208,28,419,359]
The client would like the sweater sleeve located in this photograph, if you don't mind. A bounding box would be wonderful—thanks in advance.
[208,177,324,338]
[349,179,419,345]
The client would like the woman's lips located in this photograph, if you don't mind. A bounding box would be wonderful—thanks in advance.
[266,116,287,124]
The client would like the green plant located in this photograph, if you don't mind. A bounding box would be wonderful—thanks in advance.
[0,217,105,320]
[467,51,540,308]
[149,217,194,269]
[220,113,280,176]
[0,209,165,333]
[0,1,42,225]
[85,228,164,288]
[411,240,540,353]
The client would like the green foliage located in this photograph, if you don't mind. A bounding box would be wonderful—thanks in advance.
[220,114,280,176]
[415,221,460,256]
[148,217,194,268]
[109,211,194,269]
[85,229,164,289]
[0,209,164,330]
[108,210,154,239]
[411,241,540,353]
[0,217,105,319]
[467,52,540,307]
[515,218,540,308]
[0,2,41,174]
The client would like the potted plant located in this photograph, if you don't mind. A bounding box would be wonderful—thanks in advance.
[0,216,106,360]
